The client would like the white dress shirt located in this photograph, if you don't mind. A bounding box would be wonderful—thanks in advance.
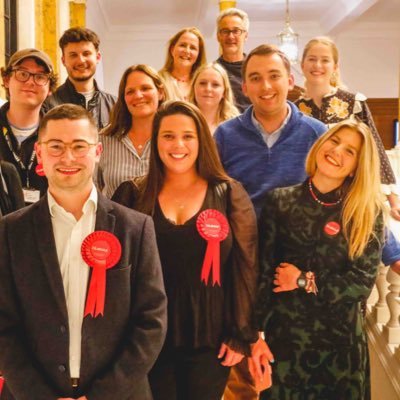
[48,186,97,378]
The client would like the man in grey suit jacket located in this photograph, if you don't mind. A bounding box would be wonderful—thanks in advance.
[0,104,167,399]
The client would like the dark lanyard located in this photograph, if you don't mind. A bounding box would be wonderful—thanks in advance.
[2,126,36,188]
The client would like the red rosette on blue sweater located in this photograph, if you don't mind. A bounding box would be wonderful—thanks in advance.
[196,209,229,286]
[81,231,121,317]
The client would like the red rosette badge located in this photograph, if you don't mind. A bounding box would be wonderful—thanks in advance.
[196,209,229,286]
[324,221,341,236]
[35,164,45,176]
[81,231,121,317]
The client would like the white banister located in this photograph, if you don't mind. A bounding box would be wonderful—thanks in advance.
[372,264,390,324]
[383,268,400,344]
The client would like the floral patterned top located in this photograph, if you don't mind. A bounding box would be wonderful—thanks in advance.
[295,88,396,188]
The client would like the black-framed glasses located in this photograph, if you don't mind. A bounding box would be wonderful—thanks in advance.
[39,139,97,157]
[12,69,50,86]
[219,28,246,37]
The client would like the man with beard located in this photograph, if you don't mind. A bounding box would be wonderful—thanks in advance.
[44,27,116,130]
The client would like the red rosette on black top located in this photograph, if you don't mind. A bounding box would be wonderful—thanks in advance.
[35,164,45,176]
[196,209,229,286]
[0,375,4,395]
[81,231,121,317]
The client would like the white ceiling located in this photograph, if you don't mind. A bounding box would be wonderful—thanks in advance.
[94,0,400,36]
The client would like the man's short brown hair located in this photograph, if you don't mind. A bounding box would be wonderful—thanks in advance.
[241,44,291,81]
[59,27,100,53]
[39,104,98,140]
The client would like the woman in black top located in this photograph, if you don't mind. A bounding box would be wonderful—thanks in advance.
[113,100,259,400]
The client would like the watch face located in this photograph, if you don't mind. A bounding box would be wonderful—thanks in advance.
[297,277,307,288]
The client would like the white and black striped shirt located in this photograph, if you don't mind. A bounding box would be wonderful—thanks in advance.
[97,133,150,198]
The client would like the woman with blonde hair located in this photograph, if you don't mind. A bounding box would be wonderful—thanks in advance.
[113,101,259,400]
[254,120,385,399]
[159,27,207,101]
[189,62,239,135]
[97,64,168,198]
[296,36,400,218]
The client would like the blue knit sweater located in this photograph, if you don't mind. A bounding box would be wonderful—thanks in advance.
[215,102,326,216]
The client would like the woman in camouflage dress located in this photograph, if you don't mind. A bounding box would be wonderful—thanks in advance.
[255,120,385,399]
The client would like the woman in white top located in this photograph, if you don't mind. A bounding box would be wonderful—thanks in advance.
[159,27,207,101]
[97,64,168,198]
[189,63,239,135]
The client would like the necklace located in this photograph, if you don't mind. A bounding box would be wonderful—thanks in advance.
[172,73,190,83]
[308,178,342,207]
[165,178,202,210]
[129,133,149,152]
[175,185,196,209]
[134,141,149,152]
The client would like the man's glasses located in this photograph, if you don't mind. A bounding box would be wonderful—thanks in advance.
[12,69,50,86]
[39,140,97,157]
[219,28,246,37]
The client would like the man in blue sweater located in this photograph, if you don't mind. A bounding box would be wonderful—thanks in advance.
[216,43,325,400]
[215,44,326,217]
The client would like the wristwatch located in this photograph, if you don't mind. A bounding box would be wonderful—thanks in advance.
[297,272,307,289]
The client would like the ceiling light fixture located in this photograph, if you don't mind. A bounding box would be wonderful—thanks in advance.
[277,0,299,64]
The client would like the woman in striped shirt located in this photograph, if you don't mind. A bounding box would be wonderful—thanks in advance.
[97,64,168,198]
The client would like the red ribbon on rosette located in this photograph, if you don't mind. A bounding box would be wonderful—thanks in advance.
[81,231,121,317]
[0,376,4,394]
[35,164,45,176]
[196,209,229,286]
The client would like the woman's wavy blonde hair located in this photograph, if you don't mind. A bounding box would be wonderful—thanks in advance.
[188,62,239,124]
[306,119,385,259]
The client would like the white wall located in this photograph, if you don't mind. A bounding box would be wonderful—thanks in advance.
[17,0,35,49]
[336,32,400,97]
[85,0,107,89]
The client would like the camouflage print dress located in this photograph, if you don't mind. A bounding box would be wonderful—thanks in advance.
[256,181,384,400]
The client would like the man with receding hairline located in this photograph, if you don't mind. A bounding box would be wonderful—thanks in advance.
[216,8,251,113]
